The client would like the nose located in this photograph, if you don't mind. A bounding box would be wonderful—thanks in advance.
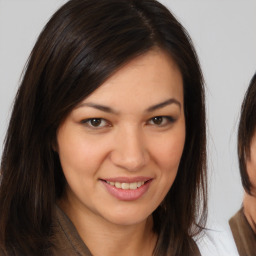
[110,126,149,171]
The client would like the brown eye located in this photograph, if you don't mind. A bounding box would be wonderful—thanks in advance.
[81,118,110,128]
[90,118,102,127]
[152,116,163,125]
[148,116,176,127]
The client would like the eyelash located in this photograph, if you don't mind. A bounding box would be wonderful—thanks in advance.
[147,116,176,126]
[81,118,111,128]
[81,116,176,129]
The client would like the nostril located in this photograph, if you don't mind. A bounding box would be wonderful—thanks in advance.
[109,135,149,171]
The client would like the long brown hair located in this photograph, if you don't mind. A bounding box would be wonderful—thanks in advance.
[0,0,207,255]
[238,73,256,194]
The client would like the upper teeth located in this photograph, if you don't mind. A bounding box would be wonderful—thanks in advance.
[106,181,145,190]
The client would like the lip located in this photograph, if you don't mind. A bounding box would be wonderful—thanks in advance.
[102,176,152,183]
[100,177,153,201]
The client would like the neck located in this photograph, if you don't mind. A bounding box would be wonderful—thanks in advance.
[243,192,256,233]
[58,197,157,256]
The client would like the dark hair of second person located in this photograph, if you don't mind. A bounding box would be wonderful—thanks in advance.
[238,73,256,193]
[230,73,256,256]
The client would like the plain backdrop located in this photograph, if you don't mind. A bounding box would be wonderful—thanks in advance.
[0,0,256,231]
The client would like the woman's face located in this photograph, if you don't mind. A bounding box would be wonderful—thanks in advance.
[57,49,185,226]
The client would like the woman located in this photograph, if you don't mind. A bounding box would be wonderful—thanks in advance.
[0,0,207,255]
[229,73,256,256]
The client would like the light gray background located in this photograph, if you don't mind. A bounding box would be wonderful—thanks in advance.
[1,0,256,230]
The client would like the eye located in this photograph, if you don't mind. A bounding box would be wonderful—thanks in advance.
[147,116,175,126]
[81,118,110,128]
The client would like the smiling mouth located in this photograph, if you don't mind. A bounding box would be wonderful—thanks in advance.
[101,178,152,200]
[105,181,145,190]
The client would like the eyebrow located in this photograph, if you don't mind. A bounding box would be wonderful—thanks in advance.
[76,102,118,114]
[77,98,181,114]
[146,98,181,112]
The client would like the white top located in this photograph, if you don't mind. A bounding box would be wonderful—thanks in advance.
[196,223,239,256]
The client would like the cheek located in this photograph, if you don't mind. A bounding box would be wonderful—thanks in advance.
[57,127,100,176]
[149,130,185,204]
[57,132,113,190]
[150,129,185,171]
[162,137,184,166]
[247,138,256,189]
[247,158,256,188]
[58,124,99,161]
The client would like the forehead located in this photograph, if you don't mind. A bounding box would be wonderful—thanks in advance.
[80,49,183,109]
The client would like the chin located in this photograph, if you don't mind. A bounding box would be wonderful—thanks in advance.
[102,208,153,227]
